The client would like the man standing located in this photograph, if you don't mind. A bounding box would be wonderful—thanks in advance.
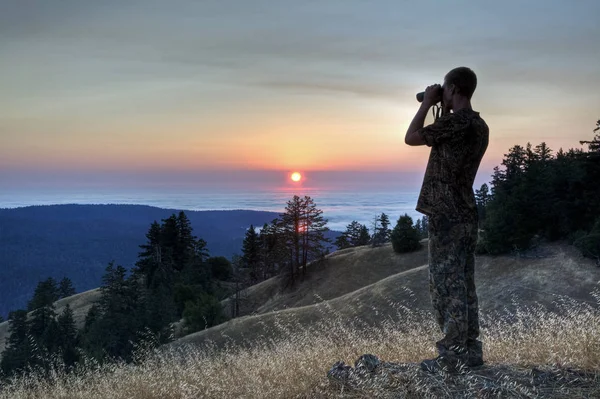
[404,67,489,372]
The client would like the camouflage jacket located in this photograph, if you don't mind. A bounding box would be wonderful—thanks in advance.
[416,108,489,221]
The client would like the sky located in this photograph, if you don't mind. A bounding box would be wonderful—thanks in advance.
[1,0,599,190]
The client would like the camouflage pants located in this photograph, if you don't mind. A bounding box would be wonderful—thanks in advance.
[428,213,480,357]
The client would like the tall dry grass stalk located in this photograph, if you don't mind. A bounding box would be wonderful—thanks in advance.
[1,290,599,398]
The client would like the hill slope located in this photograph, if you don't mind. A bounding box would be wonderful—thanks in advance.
[177,241,600,348]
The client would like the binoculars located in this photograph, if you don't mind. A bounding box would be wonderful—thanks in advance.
[416,85,443,103]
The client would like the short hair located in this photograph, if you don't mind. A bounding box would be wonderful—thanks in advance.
[445,67,477,99]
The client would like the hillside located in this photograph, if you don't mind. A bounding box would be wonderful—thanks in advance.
[2,241,599,398]
[0,204,283,317]
[177,241,600,348]
[0,288,101,353]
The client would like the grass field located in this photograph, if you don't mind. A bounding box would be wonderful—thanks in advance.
[1,242,599,397]
[1,291,599,398]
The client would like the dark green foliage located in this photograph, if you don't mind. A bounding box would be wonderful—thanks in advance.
[0,310,33,376]
[27,280,61,365]
[278,196,330,286]
[573,217,600,261]
[58,277,76,299]
[57,305,79,367]
[480,123,600,254]
[242,225,261,282]
[182,293,228,333]
[372,213,392,247]
[414,216,429,239]
[475,184,490,225]
[0,205,279,318]
[207,256,233,281]
[258,221,287,281]
[83,262,143,361]
[391,214,422,253]
[335,221,371,249]
[27,278,59,311]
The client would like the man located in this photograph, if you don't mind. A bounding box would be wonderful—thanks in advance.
[404,67,489,372]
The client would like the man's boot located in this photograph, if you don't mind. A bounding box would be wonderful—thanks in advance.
[467,340,484,367]
[421,344,468,373]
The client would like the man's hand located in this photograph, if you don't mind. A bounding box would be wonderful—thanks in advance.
[422,84,442,107]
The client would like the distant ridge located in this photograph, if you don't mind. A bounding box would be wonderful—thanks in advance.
[0,204,284,317]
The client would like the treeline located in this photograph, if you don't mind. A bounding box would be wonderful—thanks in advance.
[334,213,427,253]
[476,119,600,258]
[1,211,233,377]
[1,196,339,377]
[237,195,330,291]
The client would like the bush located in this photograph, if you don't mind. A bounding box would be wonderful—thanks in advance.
[391,214,421,253]
[182,293,228,333]
[574,218,600,260]
[207,256,233,281]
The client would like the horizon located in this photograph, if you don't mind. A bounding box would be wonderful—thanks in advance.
[2,1,599,192]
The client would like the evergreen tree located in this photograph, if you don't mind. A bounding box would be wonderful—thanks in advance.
[421,216,429,237]
[28,277,59,311]
[481,123,600,254]
[336,221,371,249]
[207,256,233,281]
[475,183,490,225]
[279,196,329,286]
[84,262,143,361]
[334,232,351,250]
[57,304,79,367]
[391,214,422,253]
[357,224,371,246]
[0,310,34,376]
[58,277,76,298]
[258,221,287,280]
[413,216,429,239]
[28,280,60,361]
[372,213,392,246]
[242,225,261,282]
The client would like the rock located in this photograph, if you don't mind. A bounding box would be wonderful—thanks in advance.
[327,361,353,382]
[354,354,381,373]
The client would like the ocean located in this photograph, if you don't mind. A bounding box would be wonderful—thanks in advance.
[0,186,423,232]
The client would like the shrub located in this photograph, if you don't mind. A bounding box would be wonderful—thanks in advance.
[182,293,228,333]
[207,256,233,281]
[391,214,421,253]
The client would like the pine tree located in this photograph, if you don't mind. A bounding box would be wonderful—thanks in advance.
[372,213,392,246]
[84,262,143,361]
[242,225,261,283]
[475,183,490,225]
[28,277,59,311]
[336,221,371,249]
[391,214,422,253]
[58,277,76,298]
[334,232,351,250]
[421,216,429,237]
[0,310,34,376]
[28,279,60,360]
[57,304,79,367]
[357,224,371,246]
[279,196,329,286]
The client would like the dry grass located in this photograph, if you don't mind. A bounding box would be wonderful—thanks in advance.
[1,291,599,399]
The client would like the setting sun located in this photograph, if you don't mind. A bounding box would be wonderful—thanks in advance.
[291,172,302,182]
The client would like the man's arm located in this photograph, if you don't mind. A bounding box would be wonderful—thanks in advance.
[404,84,441,146]
[404,102,431,146]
